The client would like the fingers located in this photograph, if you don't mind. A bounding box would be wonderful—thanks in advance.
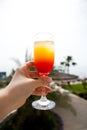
[28,71,39,78]
[31,77,52,90]
[21,61,37,78]
[25,61,39,78]
[26,61,34,69]
[39,76,52,85]
[32,86,52,96]
[21,61,34,70]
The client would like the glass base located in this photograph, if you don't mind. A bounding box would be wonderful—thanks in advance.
[32,96,56,110]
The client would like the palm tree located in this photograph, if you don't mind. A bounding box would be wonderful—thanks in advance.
[25,49,33,62]
[60,56,77,74]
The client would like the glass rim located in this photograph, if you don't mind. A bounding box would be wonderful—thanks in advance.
[34,32,54,41]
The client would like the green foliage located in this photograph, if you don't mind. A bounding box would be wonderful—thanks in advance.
[64,83,87,100]
[0,69,15,89]
[64,83,87,94]
[0,80,7,88]
[82,80,87,89]
[0,96,63,130]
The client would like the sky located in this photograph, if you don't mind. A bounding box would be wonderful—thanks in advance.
[0,0,87,78]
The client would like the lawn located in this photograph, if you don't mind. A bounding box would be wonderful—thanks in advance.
[64,83,87,94]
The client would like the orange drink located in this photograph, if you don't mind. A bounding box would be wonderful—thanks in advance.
[34,40,54,76]
[32,32,55,110]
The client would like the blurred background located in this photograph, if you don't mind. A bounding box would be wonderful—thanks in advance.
[0,0,87,78]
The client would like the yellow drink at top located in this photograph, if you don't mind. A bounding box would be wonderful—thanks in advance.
[34,40,54,76]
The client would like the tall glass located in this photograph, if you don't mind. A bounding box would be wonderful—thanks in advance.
[32,32,55,110]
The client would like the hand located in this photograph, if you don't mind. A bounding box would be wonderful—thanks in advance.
[0,61,52,121]
[6,61,52,109]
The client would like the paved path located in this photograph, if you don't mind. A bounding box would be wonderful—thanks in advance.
[53,93,87,130]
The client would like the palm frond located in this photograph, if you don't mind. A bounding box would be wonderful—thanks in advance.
[11,58,22,67]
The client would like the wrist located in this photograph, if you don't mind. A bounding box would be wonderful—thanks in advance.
[0,87,15,121]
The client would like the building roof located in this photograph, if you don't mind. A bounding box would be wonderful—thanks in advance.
[51,71,78,81]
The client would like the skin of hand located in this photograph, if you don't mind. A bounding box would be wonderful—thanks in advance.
[32,86,52,96]
[0,61,52,121]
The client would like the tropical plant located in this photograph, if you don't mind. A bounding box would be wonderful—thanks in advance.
[60,56,77,74]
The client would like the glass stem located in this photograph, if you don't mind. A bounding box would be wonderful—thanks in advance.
[40,95,48,102]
